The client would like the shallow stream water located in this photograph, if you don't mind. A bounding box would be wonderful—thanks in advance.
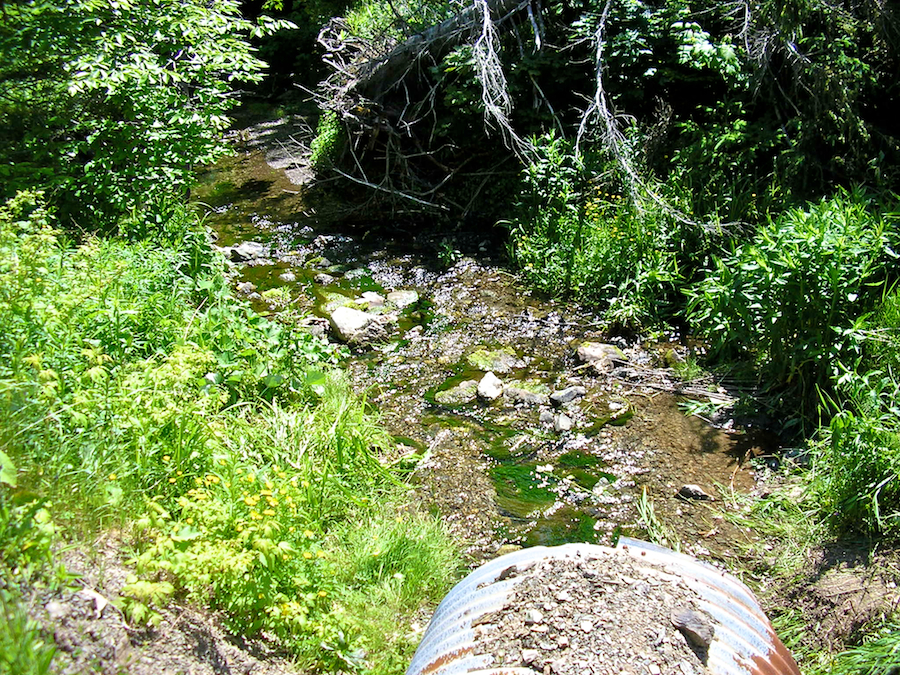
[195,137,775,564]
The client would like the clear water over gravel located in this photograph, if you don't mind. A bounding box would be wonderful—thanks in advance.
[195,146,776,564]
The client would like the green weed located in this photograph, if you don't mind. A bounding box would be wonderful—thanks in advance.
[0,597,57,675]
[507,133,686,328]
[635,488,681,552]
[688,189,899,422]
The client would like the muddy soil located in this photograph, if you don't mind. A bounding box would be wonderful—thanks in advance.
[28,535,296,675]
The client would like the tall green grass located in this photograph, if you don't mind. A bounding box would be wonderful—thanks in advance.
[0,191,460,674]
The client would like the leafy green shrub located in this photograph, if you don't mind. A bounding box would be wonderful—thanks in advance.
[688,189,899,416]
[127,379,457,671]
[0,192,342,513]
[0,0,295,225]
[507,133,683,327]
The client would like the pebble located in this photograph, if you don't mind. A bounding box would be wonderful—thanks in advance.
[278,271,296,282]
[671,608,715,649]
[580,620,593,633]
[46,600,68,620]
[522,649,540,664]
[314,273,335,284]
[525,608,544,625]
[556,590,573,602]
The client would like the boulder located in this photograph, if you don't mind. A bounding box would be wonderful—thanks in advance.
[278,271,297,282]
[329,306,375,343]
[230,241,268,262]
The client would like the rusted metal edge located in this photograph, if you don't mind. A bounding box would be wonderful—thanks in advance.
[617,538,801,675]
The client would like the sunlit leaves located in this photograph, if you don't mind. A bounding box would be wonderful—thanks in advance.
[0,0,295,224]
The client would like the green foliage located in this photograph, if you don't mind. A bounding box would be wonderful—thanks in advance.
[810,369,900,536]
[127,414,456,670]
[0,491,57,591]
[310,111,346,170]
[829,623,900,675]
[0,191,343,515]
[507,133,684,327]
[0,597,57,675]
[0,0,294,225]
[0,191,461,672]
[688,190,899,416]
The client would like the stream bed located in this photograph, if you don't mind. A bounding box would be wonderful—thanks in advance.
[195,136,776,564]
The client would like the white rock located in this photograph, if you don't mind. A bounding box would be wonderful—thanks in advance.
[576,342,627,373]
[477,372,504,400]
[554,413,573,432]
[329,306,374,342]
[230,241,267,262]
[361,291,386,307]
[524,608,544,625]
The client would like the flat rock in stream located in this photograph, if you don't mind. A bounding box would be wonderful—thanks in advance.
[230,240,269,262]
[503,387,550,407]
[386,289,419,308]
[577,342,628,374]
[550,386,587,406]
[435,380,479,405]
[467,346,526,374]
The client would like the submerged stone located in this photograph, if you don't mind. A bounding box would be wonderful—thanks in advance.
[435,379,479,405]
[387,290,419,308]
[361,291,386,308]
[467,346,525,374]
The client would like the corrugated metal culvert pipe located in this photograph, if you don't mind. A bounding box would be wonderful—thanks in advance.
[407,539,800,675]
